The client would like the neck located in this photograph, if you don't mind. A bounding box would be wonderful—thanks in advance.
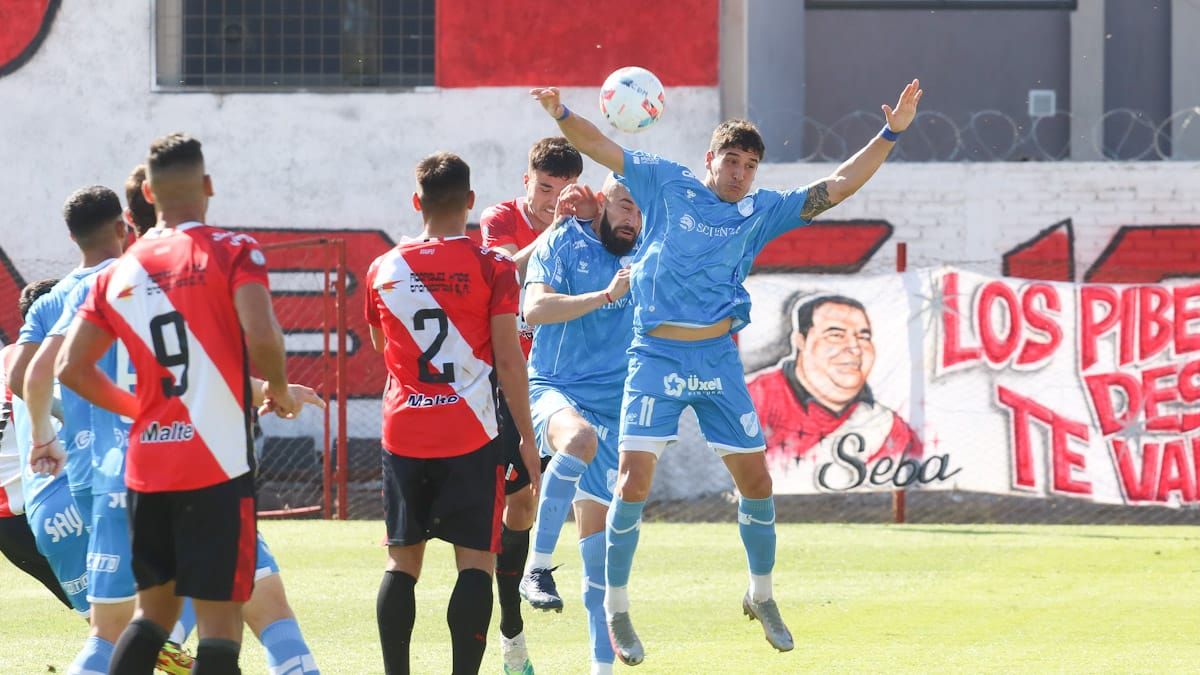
[793,364,850,414]
[421,220,466,239]
[79,245,121,267]
[157,206,206,229]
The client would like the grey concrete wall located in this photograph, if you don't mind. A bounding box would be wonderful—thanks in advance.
[795,7,1071,160]
[1103,1,1172,159]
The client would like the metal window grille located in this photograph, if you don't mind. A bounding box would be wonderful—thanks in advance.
[155,0,435,90]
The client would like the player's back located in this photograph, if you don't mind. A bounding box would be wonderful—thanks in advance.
[366,236,519,458]
[618,149,810,333]
[527,218,634,411]
[79,222,266,492]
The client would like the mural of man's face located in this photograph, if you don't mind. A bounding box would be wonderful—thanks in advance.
[794,302,875,410]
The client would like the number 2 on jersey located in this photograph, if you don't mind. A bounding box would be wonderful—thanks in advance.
[413,308,456,384]
[149,311,189,397]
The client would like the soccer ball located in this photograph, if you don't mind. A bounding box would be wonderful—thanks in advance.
[599,66,665,133]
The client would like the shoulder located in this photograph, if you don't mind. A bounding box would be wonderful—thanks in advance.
[746,365,786,394]
[480,199,519,225]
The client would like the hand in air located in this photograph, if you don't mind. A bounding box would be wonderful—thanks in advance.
[882,78,923,133]
[530,87,565,120]
[605,268,632,302]
[554,184,599,223]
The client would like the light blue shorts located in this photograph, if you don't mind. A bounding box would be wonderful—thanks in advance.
[27,479,90,613]
[255,531,280,581]
[87,491,136,603]
[530,383,620,505]
[619,333,765,455]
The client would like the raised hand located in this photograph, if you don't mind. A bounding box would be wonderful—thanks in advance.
[882,78,923,133]
[554,183,599,223]
[530,87,565,120]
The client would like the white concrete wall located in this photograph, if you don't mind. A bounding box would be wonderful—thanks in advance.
[0,2,718,267]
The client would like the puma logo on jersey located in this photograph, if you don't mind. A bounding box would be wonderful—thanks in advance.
[140,421,195,443]
[116,284,136,300]
[406,393,461,408]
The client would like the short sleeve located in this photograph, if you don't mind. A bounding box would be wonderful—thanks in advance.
[17,291,64,345]
[489,256,520,317]
[48,282,91,338]
[363,258,382,328]
[618,148,677,210]
[480,204,518,250]
[525,229,571,292]
[230,237,270,292]
[756,187,812,244]
[77,271,116,336]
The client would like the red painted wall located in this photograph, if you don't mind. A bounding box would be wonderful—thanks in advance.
[0,0,53,71]
[435,0,719,87]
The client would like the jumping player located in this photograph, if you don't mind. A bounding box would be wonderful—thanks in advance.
[367,152,540,675]
[479,136,582,674]
[521,176,641,675]
[531,79,923,664]
[49,132,300,674]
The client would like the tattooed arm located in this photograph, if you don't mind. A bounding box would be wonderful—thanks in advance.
[801,79,924,220]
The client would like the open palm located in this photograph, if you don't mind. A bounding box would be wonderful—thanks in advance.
[883,78,923,132]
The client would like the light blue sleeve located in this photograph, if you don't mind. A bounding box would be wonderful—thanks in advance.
[16,291,64,345]
[618,148,679,211]
[525,226,573,291]
[48,282,90,338]
[754,187,813,247]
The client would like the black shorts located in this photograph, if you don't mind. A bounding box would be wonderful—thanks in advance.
[497,392,537,495]
[382,437,505,552]
[127,473,258,602]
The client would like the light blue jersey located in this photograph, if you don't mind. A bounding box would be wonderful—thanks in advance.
[526,217,634,414]
[50,275,131,496]
[11,396,65,510]
[19,261,115,503]
[618,148,811,333]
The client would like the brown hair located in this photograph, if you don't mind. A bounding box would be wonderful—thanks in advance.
[124,164,156,236]
[528,136,583,179]
[415,152,472,214]
[709,119,765,160]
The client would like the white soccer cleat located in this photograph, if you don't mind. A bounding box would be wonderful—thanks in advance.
[500,631,535,675]
[606,611,645,666]
[742,592,794,652]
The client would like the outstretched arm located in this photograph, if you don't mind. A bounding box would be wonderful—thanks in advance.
[531,87,625,176]
[801,79,923,221]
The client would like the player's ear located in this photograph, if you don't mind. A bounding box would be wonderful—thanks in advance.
[791,331,806,354]
[704,150,715,171]
[141,180,155,204]
[203,174,214,197]
[466,190,476,210]
[411,193,422,213]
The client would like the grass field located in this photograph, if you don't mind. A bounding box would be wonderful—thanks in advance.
[2,521,1199,673]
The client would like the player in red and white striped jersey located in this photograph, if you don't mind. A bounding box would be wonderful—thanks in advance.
[367,151,539,675]
[53,133,299,674]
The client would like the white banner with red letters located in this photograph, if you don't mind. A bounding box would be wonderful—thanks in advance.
[740,267,1200,506]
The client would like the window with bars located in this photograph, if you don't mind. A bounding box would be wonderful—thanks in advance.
[154,0,435,90]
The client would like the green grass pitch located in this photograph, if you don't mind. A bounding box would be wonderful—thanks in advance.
[3,520,1199,673]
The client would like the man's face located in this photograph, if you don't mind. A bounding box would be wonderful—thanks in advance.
[795,303,874,408]
[597,185,642,256]
[704,147,760,203]
[523,169,576,229]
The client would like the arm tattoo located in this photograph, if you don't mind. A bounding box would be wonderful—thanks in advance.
[800,181,834,222]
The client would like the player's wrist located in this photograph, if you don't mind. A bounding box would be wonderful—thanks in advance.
[603,290,614,305]
[555,104,571,122]
[879,124,902,142]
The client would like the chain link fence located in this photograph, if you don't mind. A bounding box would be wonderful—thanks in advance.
[791,107,1200,162]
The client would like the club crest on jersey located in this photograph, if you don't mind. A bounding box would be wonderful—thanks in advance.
[406,393,461,408]
[663,372,723,397]
[740,411,760,437]
[140,421,195,443]
[737,196,755,217]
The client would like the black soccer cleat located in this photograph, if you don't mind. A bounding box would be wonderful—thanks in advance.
[519,566,564,612]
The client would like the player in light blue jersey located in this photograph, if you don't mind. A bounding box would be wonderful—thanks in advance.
[532,79,923,664]
[519,177,641,675]
[3,278,91,616]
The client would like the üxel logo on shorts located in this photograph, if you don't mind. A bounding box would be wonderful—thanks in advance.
[662,372,723,397]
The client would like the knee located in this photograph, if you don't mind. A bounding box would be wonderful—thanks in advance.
[562,425,598,463]
[615,467,651,502]
[504,488,536,529]
[739,469,773,500]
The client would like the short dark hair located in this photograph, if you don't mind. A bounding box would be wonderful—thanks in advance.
[19,278,59,319]
[415,152,471,214]
[124,164,156,235]
[148,132,204,175]
[62,186,122,242]
[793,295,869,337]
[709,119,766,160]
[528,137,583,179]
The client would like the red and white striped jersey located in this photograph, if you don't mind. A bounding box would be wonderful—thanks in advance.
[365,236,520,458]
[78,222,268,492]
[0,345,25,517]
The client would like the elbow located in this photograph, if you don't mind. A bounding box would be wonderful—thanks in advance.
[523,304,546,326]
[54,360,82,393]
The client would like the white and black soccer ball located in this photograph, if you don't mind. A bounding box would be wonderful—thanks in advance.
[599,66,665,133]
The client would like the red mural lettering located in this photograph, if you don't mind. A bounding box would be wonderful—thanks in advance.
[752,221,892,273]
[1085,226,1200,283]
[978,282,1021,364]
[997,385,1092,494]
[0,0,58,77]
[1078,286,1120,371]
[1111,439,1160,502]
[939,271,982,369]
[1138,286,1172,362]
[1083,371,1141,436]
[1156,440,1196,502]
[1002,219,1074,281]
[1016,283,1062,366]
